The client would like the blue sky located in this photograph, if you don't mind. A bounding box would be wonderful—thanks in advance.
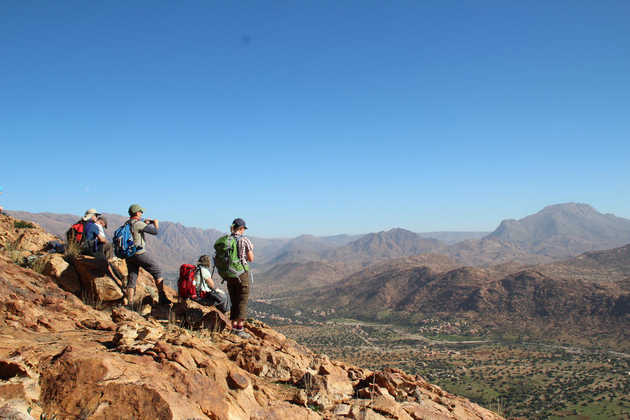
[2,1,629,237]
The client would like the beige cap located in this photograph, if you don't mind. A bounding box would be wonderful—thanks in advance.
[82,208,101,221]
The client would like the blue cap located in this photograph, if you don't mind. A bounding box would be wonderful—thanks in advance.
[232,218,247,229]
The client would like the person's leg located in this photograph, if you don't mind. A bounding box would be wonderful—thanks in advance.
[137,253,169,304]
[236,271,250,328]
[125,257,139,307]
[228,272,250,337]
[103,242,113,260]
[226,277,240,329]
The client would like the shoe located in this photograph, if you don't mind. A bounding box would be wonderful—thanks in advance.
[231,329,251,339]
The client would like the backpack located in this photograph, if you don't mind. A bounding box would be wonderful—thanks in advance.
[213,234,248,279]
[113,221,137,258]
[178,264,198,301]
[66,220,86,244]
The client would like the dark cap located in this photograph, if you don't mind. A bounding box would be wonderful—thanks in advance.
[232,218,247,229]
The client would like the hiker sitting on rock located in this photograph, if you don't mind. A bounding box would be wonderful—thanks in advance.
[124,204,170,306]
[84,215,113,259]
[194,255,231,313]
[67,208,100,247]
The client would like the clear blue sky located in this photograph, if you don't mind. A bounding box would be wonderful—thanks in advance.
[2,1,629,237]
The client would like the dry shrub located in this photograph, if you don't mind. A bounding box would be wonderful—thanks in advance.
[64,240,81,259]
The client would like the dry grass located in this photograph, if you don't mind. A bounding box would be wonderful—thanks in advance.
[28,255,47,274]
[2,239,24,265]
[80,288,103,309]
[64,239,81,259]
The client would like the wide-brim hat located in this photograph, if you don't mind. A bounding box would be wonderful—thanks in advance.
[82,208,101,221]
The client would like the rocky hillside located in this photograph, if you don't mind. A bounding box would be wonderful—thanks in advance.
[0,213,503,419]
[534,244,630,287]
[285,246,630,351]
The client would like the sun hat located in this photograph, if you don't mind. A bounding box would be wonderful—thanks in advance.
[82,208,101,221]
[128,204,145,216]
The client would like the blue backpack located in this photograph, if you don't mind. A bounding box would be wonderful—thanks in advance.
[113,221,137,258]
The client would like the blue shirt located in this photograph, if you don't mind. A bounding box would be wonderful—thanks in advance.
[83,221,101,252]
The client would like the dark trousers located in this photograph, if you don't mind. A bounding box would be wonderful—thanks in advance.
[125,252,162,289]
[83,242,113,260]
[197,290,231,314]
[226,272,250,321]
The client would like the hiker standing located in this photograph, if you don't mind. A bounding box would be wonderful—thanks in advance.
[0,185,3,213]
[216,218,254,338]
[124,204,170,306]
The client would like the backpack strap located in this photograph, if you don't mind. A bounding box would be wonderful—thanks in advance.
[128,219,143,251]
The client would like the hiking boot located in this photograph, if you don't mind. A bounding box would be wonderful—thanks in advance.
[231,329,251,339]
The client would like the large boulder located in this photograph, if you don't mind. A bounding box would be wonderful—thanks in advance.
[72,256,124,302]
[40,254,81,294]
[177,299,230,333]
[71,256,159,306]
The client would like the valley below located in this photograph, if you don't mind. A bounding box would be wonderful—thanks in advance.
[251,301,630,419]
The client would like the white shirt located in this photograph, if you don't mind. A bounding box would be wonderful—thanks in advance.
[193,266,214,295]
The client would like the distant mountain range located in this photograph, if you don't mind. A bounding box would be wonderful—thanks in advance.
[6,211,479,277]
[8,203,630,290]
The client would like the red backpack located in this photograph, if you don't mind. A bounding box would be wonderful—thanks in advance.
[66,220,86,244]
[178,264,198,301]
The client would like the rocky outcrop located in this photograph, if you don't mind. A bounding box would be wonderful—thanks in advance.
[0,254,503,419]
[0,214,57,256]
[40,253,81,294]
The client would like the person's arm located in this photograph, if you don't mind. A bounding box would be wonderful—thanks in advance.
[244,237,255,262]
[141,219,159,235]
[96,224,107,243]
[204,269,216,289]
